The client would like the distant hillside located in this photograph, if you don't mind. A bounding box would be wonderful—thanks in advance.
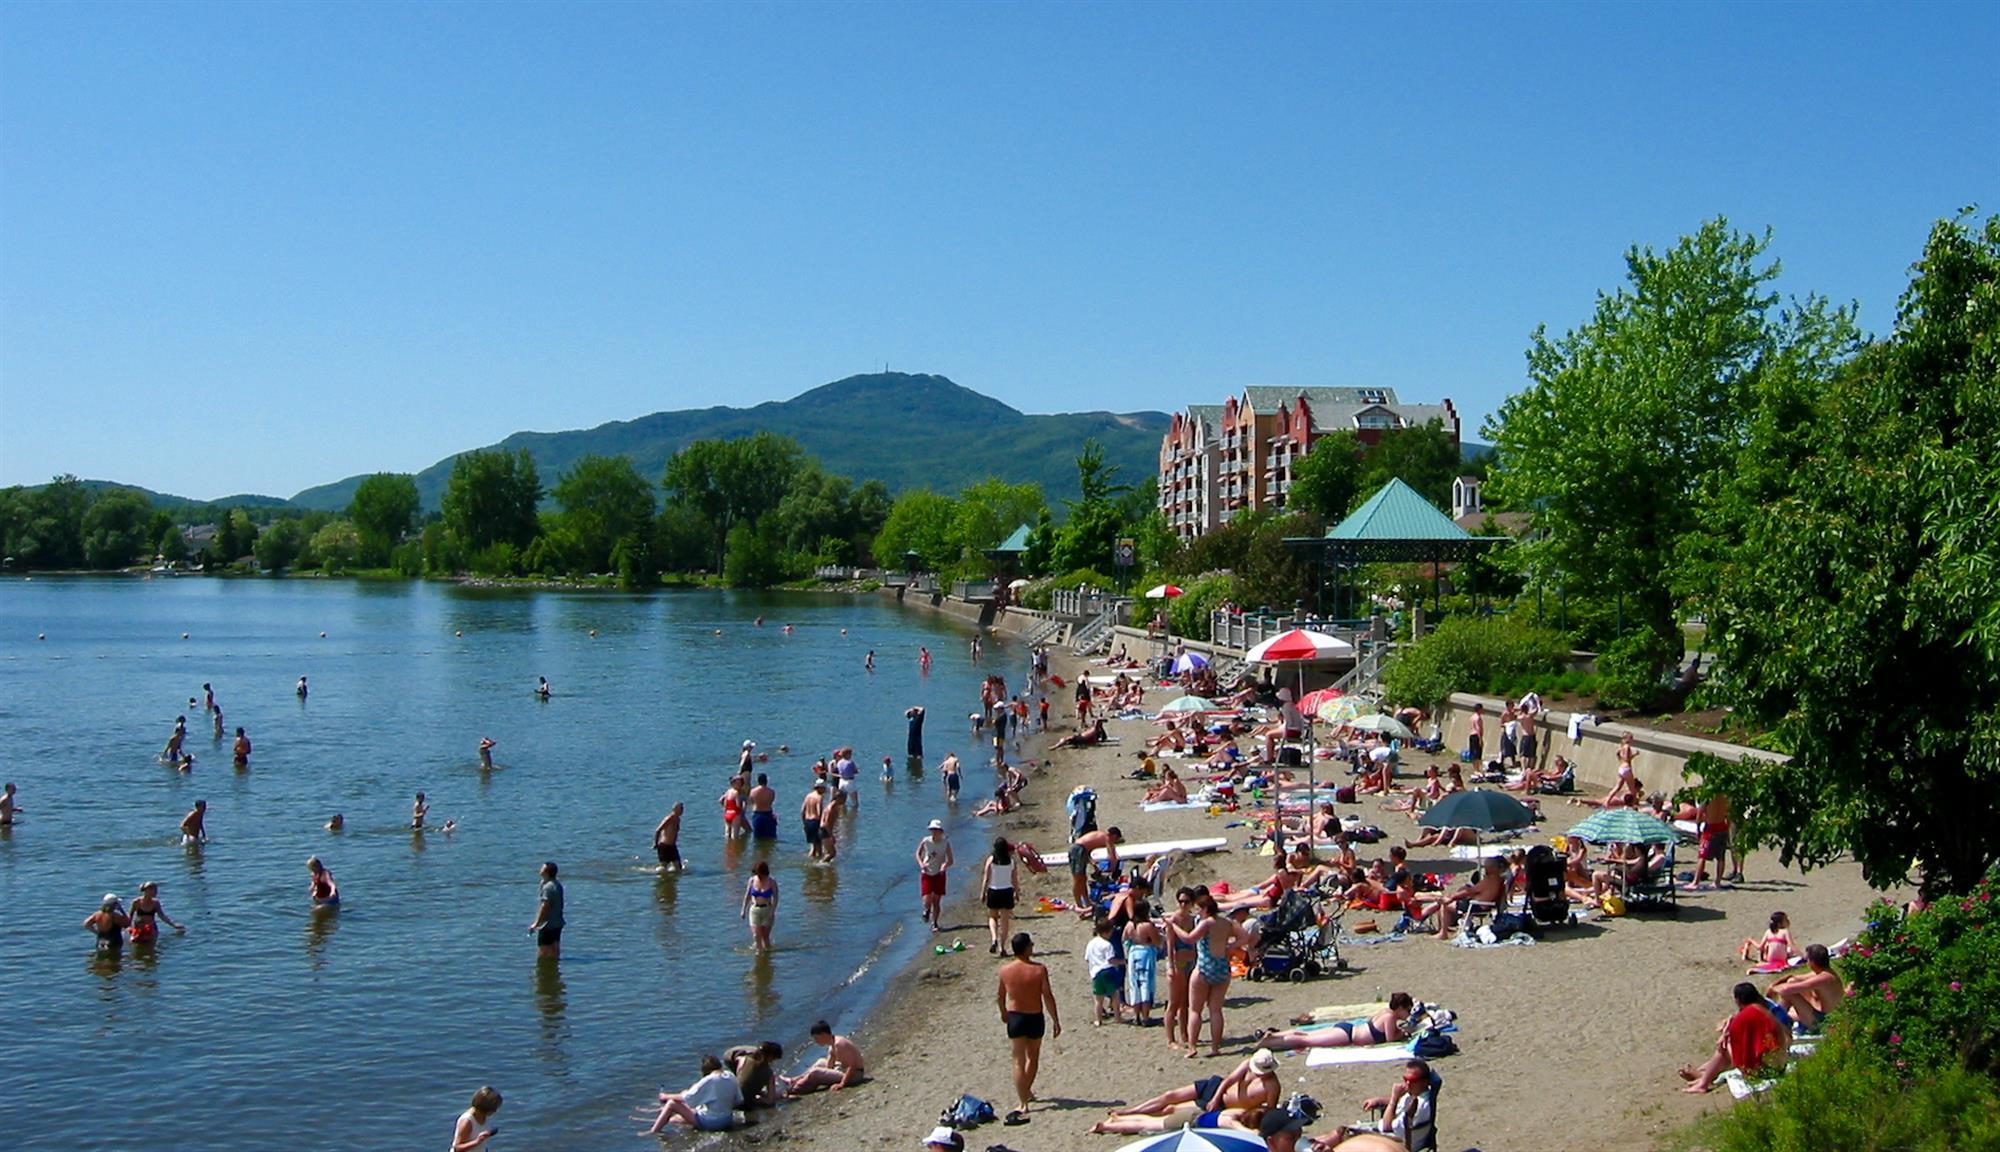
[291,373,1171,511]
[22,479,291,512]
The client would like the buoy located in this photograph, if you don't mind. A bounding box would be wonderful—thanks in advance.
[319,631,327,638]
[181,632,190,640]
[840,628,848,636]
[713,629,723,636]
[455,630,463,638]
[37,633,46,640]
[589,629,598,638]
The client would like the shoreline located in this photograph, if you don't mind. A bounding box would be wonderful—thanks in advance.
[744,600,1895,1152]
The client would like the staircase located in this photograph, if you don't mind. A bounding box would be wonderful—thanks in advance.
[1023,617,1066,647]
[1070,606,1123,656]
[1330,642,1394,702]
[1210,655,1248,685]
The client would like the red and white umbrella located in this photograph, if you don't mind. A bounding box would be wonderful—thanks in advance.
[1244,628,1353,663]
[1297,687,1345,715]
[1145,584,1185,599]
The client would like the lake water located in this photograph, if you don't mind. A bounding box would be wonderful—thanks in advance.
[0,577,1014,1150]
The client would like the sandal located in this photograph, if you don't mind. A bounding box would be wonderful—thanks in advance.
[1004,1110,1031,1126]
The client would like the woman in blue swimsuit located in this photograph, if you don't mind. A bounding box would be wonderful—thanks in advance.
[1169,890,1244,1058]
[1255,992,1415,1051]
[741,861,779,953]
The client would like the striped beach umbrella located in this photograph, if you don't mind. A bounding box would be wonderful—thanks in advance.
[1113,1126,1268,1152]
[1569,807,1677,844]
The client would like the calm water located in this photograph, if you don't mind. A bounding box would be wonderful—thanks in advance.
[0,578,1012,1150]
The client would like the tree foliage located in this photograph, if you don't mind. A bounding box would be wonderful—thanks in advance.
[347,473,420,567]
[80,488,153,569]
[1693,213,2000,895]
[662,432,804,571]
[441,450,542,553]
[1486,218,1858,678]
[551,455,656,575]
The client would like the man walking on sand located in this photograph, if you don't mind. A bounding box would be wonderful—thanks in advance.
[997,932,1061,1122]
[916,820,953,932]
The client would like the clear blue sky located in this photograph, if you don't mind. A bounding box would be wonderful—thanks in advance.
[2,1,1993,500]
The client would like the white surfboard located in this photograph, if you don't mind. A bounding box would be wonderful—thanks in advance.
[1039,836,1229,867]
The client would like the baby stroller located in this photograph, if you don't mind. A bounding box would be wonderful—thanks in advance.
[1247,890,1346,981]
[1525,844,1575,927]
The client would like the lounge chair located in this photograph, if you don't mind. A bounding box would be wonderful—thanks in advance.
[1620,843,1679,916]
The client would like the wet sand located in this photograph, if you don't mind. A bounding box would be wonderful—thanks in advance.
[749,647,1887,1152]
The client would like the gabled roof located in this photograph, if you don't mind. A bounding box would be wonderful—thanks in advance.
[1242,385,1400,412]
[990,524,1033,553]
[1327,479,1470,542]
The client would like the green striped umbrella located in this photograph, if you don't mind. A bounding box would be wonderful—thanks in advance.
[1568,808,1677,844]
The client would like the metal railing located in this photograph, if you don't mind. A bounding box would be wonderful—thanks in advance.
[1207,609,1370,654]
[1330,642,1394,700]
[951,579,996,601]
[1023,618,1066,647]
[1070,605,1123,655]
[1051,587,1127,619]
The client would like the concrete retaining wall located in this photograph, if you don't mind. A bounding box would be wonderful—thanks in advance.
[1434,693,1786,797]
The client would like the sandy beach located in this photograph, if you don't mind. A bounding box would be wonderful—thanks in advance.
[748,645,1887,1152]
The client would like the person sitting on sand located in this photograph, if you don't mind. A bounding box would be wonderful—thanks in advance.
[1766,943,1845,1030]
[1108,1048,1283,1119]
[1383,767,1442,814]
[1051,719,1110,751]
[1503,754,1562,794]
[1323,1060,1438,1150]
[723,1041,785,1107]
[1412,859,1507,940]
[1144,767,1188,805]
[1255,993,1413,1051]
[643,1054,742,1133]
[1680,982,1787,1093]
[1217,864,1301,914]
[1740,911,1800,966]
[781,1021,865,1095]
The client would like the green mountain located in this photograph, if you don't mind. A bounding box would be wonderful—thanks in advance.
[290,373,1171,511]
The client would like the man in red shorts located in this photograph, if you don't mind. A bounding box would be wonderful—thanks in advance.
[916,819,954,932]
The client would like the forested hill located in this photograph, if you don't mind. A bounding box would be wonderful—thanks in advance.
[290,373,1170,510]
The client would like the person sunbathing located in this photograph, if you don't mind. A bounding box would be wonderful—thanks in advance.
[1503,754,1562,794]
[1051,719,1110,750]
[1342,867,1404,911]
[1144,723,1189,754]
[1356,759,1396,795]
[1403,825,1479,849]
[1680,982,1787,1093]
[1218,866,1301,913]
[1254,993,1412,1051]
[1108,1048,1283,1118]
[1090,1106,1266,1135]
[1739,911,1799,966]
[1766,943,1844,1029]
[972,785,1017,817]
[1144,768,1189,805]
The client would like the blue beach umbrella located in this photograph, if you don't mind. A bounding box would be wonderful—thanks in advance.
[1568,807,1677,844]
[1113,1127,1268,1152]
[1171,652,1210,673]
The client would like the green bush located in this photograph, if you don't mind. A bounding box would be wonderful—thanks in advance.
[1380,615,1570,710]
[1596,626,1682,709]
[468,542,520,577]
[1171,573,1245,640]
[1839,879,2000,1077]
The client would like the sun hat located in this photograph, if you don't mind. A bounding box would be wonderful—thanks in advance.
[1249,1047,1279,1074]
[928,819,944,831]
[923,1127,964,1150]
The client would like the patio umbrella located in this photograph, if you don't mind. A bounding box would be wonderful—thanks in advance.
[1346,713,1416,741]
[1008,577,1032,589]
[1244,628,1353,663]
[1171,652,1210,673]
[1113,1126,1268,1152]
[1145,584,1185,599]
[1568,808,1677,844]
[1297,687,1344,715]
[1418,789,1537,832]
[1159,695,1222,713]
[1315,696,1367,725]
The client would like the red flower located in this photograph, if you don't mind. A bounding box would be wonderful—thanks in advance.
[1890,1033,1902,1044]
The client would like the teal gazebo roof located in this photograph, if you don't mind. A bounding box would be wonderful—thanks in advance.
[989,524,1033,554]
[1328,479,1473,542]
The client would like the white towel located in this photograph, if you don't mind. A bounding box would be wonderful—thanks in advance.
[1304,1040,1419,1067]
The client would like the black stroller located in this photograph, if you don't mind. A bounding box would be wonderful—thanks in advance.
[1525,844,1575,927]
[1247,890,1346,981]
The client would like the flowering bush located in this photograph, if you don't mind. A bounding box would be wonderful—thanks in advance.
[1838,869,2000,1077]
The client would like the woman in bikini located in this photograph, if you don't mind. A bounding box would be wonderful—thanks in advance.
[1170,890,1244,1058]
[1163,886,1200,1052]
[126,881,183,946]
[741,861,778,952]
[1256,992,1413,1051]
[1739,911,1800,966]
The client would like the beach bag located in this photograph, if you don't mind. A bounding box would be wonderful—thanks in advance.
[1413,1031,1458,1059]
[941,1093,996,1128]
[1490,912,1534,938]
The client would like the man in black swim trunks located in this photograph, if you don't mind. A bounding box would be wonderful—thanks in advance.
[529,861,564,959]
[996,932,1061,1120]
[653,802,685,872]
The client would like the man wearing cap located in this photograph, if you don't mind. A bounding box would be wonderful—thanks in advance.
[921,1125,964,1150]
[84,894,130,955]
[1259,1106,1306,1151]
[1108,1048,1284,1119]
[915,820,954,932]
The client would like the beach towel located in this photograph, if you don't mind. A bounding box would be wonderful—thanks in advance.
[1449,929,1536,949]
[1722,1069,1778,1099]
[1141,801,1209,813]
[1125,942,1158,1007]
[1304,1040,1419,1067]
[1338,931,1410,947]
[1298,1002,1390,1023]
[1749,956,1806,974]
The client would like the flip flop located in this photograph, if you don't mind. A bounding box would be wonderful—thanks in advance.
[1004,1110,1030,1126]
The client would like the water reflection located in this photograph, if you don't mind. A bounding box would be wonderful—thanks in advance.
[304,906,339,969]
[533,958,569,1061]
[799,863,839,906]
[743,950,778,1018]
[905,754,925,779]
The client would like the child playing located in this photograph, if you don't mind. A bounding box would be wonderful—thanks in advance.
[1086,917,1126,1025]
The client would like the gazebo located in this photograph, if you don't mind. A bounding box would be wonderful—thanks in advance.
[983,523,1034,593]
[1284,478,1508,617]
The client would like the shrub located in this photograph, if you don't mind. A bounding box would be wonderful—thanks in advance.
[1839,878,2000,1076]
[1380,615,1570,710]
[1596,626,1683,710]
[468,542,519,577]
[1171,573,1245,640]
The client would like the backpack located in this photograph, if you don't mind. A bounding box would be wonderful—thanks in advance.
[940,1093,996,1128]
[1413,1031,1459,1059]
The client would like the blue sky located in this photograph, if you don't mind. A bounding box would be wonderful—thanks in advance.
[2,1,1993,500]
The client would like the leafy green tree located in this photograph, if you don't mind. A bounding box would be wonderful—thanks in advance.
[441,450,542,555]
[1486,218,1856,683]
[254,518,304,571]
[1052,439,1133,580]
[308,520,361,574]
[1287,430,1365,519]
[158,524,190,564]
[1022,507,1055,576]
[653,504,714,573]
[952,478,1046,559]
[1357,419,1462,511]
[873,489,958,570]
[347,473,421,567]
[12,475,88,568]
[552,455,656,574]
[722,521,783,588]
[661,432,804,570]
[1694,214,2000,895]
[80,488,153,569]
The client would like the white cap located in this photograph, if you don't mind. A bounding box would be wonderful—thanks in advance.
[743,740,755,749]
[102,893,121,908]
[924,1128,964,1150]
[928,819,944,831]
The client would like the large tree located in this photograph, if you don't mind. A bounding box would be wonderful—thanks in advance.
[1695,214,2000,896]
[441,450,543,554]
[1486,218,1856,676]
[873,489,958,570]
[347,473,421,567]
[80,487,153,569]
[661,432,804,570]
[552,455,657,574]
[1287,430,1365,519]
